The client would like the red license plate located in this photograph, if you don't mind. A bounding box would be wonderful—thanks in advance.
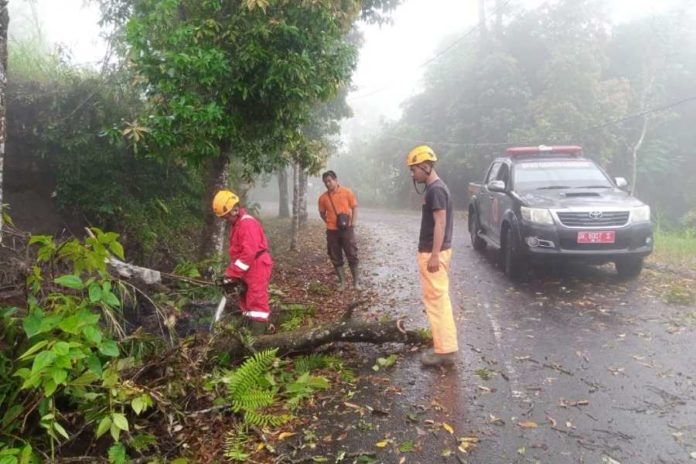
[577,231,615,244]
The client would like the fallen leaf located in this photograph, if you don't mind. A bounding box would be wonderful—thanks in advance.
[278,432,296,441]
[442,422,454,434]
[518,421,538,429]
[375,440,389,448]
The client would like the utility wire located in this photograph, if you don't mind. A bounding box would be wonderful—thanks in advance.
[375,93,696,149]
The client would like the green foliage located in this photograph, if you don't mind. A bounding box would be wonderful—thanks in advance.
[123,0,362,175]
[224,349,288,427]
[307,281,331,297]
[223,425,251,462]
[278,303,316,331]
[341,1,696,222]
[7,38,207,265]
[371,354,398,372]
[661,283,695,306]
[0,231,151,460]
[652,227,696,269]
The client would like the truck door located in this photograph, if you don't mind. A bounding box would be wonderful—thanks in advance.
[478,162,501,234]
[489,162,510,244]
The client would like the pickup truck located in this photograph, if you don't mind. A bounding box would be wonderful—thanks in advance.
[468,145,653,279]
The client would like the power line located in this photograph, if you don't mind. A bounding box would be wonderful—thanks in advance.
[375,93,696,149]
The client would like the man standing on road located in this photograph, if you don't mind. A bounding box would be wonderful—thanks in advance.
[213,190,273,335]
[318,170,360,290]
[406,145,458,367]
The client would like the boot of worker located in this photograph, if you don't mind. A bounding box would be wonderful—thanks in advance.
[420,348,456,367]
[335,266,346,291]
[248,320,268,336]
[349,264,361,290]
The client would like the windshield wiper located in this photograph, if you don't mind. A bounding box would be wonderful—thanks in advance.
[536,185,571,190]
[576,185,611,189]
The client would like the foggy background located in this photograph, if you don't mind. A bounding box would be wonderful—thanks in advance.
[8,0,696,224]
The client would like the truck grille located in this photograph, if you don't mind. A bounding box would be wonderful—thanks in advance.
[556,211,630,228]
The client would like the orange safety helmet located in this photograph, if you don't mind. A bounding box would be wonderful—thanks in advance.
[212,190,240,217]
[406,145,437,166]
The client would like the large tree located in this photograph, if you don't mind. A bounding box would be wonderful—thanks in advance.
[122,0,397,259]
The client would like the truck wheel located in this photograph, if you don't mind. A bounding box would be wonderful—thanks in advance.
[615,256,643,278]
[502,227,525,280]
[469,213,487,251]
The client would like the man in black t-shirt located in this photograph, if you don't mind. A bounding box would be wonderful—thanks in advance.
[406,145,458,367]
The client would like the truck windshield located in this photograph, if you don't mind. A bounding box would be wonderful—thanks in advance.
[513,160,612,191]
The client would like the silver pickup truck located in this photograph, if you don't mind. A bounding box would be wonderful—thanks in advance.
[468,145,653,279]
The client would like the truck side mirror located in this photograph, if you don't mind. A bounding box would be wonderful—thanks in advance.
[487,180,506,193]
[615,177,628,189]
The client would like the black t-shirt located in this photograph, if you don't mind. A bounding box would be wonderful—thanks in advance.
[418,178,453,252]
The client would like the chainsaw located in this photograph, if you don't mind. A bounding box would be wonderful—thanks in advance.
[210,277,248,330]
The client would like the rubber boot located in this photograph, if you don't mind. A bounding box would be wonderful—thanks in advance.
[349,264,361,290]
[335,266,346,291]
[420,348,456,367]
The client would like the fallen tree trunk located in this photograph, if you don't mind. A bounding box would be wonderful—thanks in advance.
[214,319,427,358]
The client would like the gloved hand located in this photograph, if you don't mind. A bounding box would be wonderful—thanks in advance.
[217,276,247,295]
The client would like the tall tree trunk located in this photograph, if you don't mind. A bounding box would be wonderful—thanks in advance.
[298,168,308,228]
[630,73,656,196]
[290,162,300,251]
[277,166,290,218]
[199,151,231,260]
[0,1,8,241]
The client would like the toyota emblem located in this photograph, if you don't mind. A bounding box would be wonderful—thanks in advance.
[589,211,603,219]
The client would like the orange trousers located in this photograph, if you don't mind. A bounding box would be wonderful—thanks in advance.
[417,249,458,354]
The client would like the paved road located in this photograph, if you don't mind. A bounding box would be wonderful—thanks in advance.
[276,206,696,463]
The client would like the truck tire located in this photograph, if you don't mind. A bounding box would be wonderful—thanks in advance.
[469,212,487,251]
[502,226,525,281]
[615,256,643,278]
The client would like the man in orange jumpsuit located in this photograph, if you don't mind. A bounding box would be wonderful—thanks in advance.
[213,190,273,334]
[406,146,458,367]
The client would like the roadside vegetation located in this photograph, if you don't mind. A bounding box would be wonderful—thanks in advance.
[2,0,696,462]
[0,218,387,463]
[651,227,696,271]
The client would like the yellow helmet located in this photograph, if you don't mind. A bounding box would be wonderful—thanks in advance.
[212,190,240,217]
[406,145,437,166]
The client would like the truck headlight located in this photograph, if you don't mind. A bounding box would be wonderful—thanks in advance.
[630,205,650,223]
[520,207,554,225]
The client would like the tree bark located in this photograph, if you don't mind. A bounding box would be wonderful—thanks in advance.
[0,1,8,242]
[277,166,290,218]
[298,168,308,228]
[213,319,426,358]
[198,150,231,260]
[290,162,300,250]
[630,73,655,196]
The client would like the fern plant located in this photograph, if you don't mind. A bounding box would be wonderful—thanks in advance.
[224,425,251,462]
[225,349,291,428]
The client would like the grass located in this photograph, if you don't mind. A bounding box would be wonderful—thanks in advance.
[650,227,696,270]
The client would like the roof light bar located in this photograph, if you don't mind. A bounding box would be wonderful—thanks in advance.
[506,145,583,156]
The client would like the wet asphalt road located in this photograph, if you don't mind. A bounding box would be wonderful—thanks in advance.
[300,207,696,464]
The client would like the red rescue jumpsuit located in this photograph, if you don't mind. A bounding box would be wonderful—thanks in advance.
[224,209,273,322]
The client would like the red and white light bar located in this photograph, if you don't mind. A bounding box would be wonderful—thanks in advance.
[506,145,583,156]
